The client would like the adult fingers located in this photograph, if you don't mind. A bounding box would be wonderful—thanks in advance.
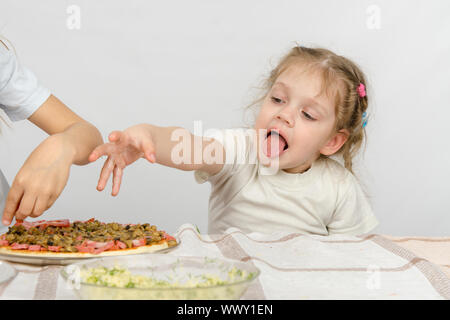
[97,157,115,191]
[2,187,24,226]
[14,192,37,221]
[111,166,123,197]
[29,194,51,218]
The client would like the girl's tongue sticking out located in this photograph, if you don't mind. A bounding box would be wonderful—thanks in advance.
[264,131,287,158]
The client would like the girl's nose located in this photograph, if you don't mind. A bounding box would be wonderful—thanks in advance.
[276,106,295,127]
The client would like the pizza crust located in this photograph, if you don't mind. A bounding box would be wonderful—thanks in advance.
[0,241,170,258]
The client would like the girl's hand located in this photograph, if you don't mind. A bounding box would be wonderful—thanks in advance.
[88,124,156,196]
[2,135,74,225]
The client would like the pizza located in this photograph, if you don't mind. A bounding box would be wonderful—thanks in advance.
[0,218,178,258]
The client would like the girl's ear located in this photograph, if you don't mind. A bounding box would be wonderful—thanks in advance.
[319,129,349,156]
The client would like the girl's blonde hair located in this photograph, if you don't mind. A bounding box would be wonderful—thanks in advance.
[245,45,369,174]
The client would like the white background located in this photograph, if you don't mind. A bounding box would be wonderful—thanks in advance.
[0,0,449,236]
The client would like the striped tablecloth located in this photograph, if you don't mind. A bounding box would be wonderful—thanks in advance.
[0,223,449,300]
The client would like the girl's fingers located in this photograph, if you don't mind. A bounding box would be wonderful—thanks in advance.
[141,140,156,163]
[90,137,127,163]
[108,131,123,143]
[115,156,127,169]
[89,142,120,162]
[89,145,109,162]
[145,151,156,163]
[88,150,99,162]
[111,166,123,197]
[2,186,24,225]
[97,157,115,191]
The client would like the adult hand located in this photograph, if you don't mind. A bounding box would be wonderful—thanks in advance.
[2,134,74,225]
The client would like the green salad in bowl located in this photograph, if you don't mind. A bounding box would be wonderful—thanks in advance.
[61,254,260,300]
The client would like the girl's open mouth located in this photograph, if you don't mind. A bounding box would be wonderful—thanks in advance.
[263,130,289,158]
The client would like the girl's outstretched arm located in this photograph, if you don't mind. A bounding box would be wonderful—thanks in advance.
[88,124,225,196]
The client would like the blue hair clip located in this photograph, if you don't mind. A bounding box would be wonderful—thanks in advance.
[362,112,368,128]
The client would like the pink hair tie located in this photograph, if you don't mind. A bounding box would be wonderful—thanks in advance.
[357,83,366,97]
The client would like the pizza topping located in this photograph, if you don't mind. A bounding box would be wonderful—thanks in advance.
[16,220,34,230]
[28,245,41,251]
[75,246,94,253]
[132,239,146,247]
[0,218,177,254]
[11,243,29,250]
[93,241,115,254]
[163,232,177,247]
[116,241,127,249]
[13,219,70,230]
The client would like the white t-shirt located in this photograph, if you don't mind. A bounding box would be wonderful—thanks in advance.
[0,40,51,213]
[194,128,379,235]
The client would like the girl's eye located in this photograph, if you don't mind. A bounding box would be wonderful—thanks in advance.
[271,97,283,104]
[301,111,316,121]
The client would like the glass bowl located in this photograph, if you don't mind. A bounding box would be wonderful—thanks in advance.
[61,254,260,300]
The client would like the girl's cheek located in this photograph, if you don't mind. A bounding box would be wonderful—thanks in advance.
[255,113,269,128]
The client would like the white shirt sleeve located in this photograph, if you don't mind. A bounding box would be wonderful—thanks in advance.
[327,173,379,235]
[194,128,253,186]
[0,42,51,121]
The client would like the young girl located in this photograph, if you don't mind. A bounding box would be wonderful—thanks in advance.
[0,38,103,226]
[89,45,378,235]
